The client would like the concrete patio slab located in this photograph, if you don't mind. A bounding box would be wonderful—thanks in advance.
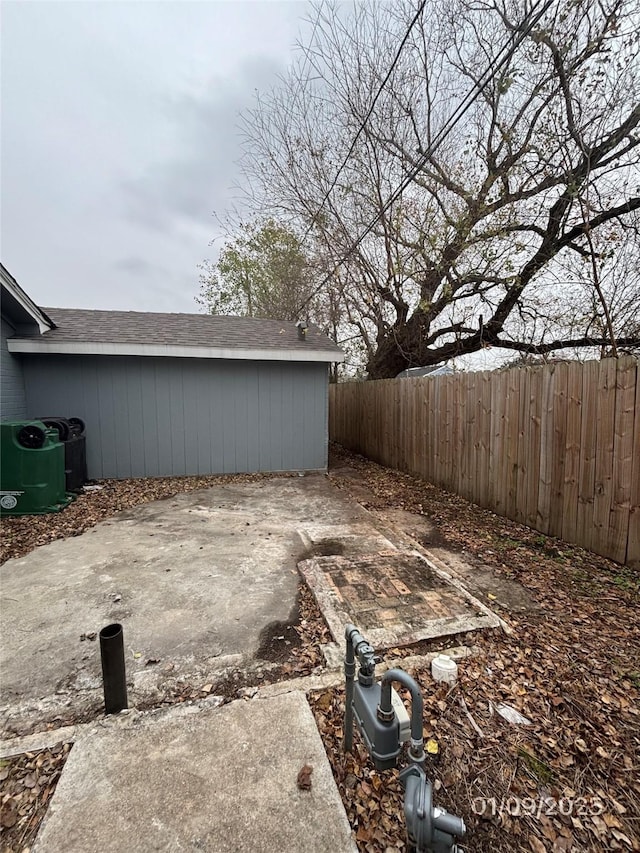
[1,471,504,737]
[0,476,376,735]
[33,690,356,853]
[296,524,397,556]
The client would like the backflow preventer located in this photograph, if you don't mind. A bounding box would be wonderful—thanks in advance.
[344,624,466,853]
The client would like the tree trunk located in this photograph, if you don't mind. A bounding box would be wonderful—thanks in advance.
[366,341,410,378]
[366,316,428,378]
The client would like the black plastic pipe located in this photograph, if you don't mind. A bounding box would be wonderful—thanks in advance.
[99,623,128,714]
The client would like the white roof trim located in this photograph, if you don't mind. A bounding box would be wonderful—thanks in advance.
[7,338,345,363]
[0,266,53,334]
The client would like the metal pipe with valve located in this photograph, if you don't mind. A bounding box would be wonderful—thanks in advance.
[343,623,466,853]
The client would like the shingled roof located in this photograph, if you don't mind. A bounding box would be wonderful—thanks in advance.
[8,307,344,363]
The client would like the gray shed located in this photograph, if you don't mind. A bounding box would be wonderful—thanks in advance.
[2,267,343,480]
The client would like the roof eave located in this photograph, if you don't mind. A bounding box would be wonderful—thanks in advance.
[0,264,55,333]
[7,339,345,363]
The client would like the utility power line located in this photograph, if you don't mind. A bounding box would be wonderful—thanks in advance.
[300,0,428,243]
[297,0,558,315]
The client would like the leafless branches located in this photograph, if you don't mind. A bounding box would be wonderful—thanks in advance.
[238,0,640,376]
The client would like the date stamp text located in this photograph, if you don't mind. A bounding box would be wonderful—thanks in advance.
[472,796,604,819]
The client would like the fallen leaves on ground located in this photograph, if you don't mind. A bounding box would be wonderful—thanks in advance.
[314,445,640,853]
[2,575,333,849]
[290,581,333,671]
[0,744,70,853]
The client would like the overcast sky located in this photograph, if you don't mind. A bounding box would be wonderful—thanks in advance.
[1,0,309,313]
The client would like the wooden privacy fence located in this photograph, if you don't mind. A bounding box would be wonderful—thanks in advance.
[329,357,639,567]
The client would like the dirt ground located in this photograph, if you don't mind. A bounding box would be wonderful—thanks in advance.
[318,445,640,853]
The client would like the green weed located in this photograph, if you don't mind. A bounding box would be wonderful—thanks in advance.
[517,747,554,784]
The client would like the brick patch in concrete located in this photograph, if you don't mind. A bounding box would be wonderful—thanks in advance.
[299,550,502,649]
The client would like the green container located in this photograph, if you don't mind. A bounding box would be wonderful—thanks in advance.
[0,421,74,515]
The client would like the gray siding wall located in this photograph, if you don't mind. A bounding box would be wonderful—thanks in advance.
[1,317,27,420]
[22,354,329,479]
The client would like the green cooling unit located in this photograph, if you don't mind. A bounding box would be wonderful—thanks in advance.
[0,421,74,515]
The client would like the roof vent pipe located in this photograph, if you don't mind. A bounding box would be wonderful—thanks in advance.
[296,321,308,341]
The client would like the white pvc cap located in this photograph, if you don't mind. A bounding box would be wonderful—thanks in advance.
[431,654,458,684]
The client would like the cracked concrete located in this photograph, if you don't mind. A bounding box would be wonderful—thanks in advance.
[0,476,371,735]
[0,643,477,760]
[1,473,506,739]
[297,519,505,649]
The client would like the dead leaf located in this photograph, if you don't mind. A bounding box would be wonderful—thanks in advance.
[315,691,332,713]
[297,763,313,791]
[306,447,640,853]
[356,824,370,842]
[609,797,628,815]
[529,835,546,853]
[611,828,633,846]
[0,800,18,828]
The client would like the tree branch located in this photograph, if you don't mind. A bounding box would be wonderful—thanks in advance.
[492,335,640,355]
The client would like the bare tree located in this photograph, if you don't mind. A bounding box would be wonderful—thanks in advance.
[240,0,640,377]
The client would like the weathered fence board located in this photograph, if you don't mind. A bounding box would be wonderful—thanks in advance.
[627,367,640,567]
[610,358,637,564]
[561,362,583,544]
[329,357,639,567]
[592,360,617,557]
